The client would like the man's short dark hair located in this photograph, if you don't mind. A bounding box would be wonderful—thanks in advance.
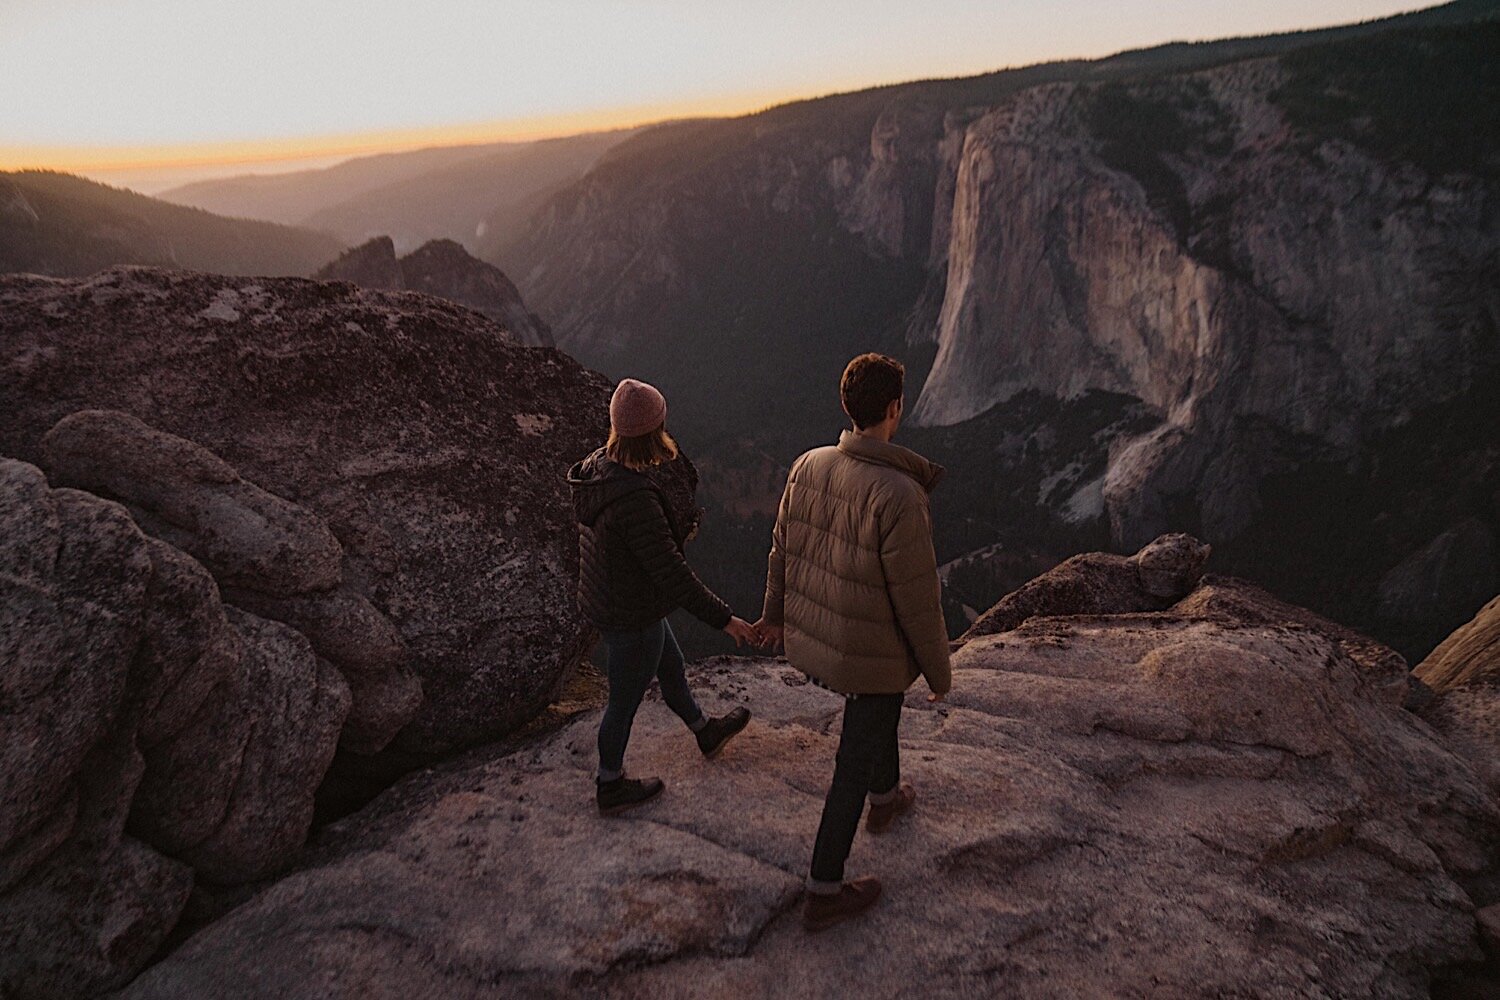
[840,353,905,429]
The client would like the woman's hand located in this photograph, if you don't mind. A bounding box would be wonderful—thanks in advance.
[723,616,761,648]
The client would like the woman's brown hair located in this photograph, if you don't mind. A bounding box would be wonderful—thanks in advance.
[606,423,679,470]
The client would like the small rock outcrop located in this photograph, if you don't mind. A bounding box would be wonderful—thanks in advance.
[962,534,1414,704]
[1415,596,1500,817]
[0,459,350,998]
[1417,594,1500,694]
[1171,575,1412,690]
[315,235,553,346]
[0,266,692,756]
[962,532,1209,639]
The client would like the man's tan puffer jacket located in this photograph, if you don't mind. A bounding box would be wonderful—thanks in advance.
[761,430,952,696]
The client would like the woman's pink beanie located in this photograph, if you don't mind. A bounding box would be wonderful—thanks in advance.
[610,378,668,437]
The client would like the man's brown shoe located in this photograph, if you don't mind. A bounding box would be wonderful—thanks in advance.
[803,876,882,932]
[865,783,915,834]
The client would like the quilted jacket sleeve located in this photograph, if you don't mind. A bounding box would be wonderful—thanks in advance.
[878,491,952,695]
[616,489,733,630]
[761,478,791,626]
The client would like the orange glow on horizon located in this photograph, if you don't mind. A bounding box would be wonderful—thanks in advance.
[0,87,812,176]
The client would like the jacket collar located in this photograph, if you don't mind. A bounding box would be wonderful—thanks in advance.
[837,430,944,494]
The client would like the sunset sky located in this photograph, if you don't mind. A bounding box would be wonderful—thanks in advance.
[1,0,1433,192]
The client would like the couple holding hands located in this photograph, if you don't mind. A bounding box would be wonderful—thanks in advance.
[566,352,951,932]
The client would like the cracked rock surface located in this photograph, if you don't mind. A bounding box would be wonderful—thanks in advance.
[121,613,1499,999]
[0,266,702,756]
[0,459,348,997]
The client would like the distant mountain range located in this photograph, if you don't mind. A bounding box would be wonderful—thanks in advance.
[0,170,343,277]
[494,0,1499,660]
[160,130,633,254]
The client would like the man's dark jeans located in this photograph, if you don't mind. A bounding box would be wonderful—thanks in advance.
[809,692,904,886]
[597,617,704,781]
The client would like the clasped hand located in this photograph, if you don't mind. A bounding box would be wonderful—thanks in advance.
[721,616,785,651]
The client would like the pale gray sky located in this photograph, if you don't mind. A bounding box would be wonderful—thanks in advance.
[1,0,1433,181]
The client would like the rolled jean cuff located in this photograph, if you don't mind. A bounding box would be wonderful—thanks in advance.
[597,768,623,784]
[806,877,842,896]
[869,785,900,806]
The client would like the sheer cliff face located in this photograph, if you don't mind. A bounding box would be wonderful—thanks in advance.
[510,22,1497,535]
[913,59,1498,546]
[914,81,1227,427]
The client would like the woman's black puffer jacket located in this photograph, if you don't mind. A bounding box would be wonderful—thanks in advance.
[566,448,732,632]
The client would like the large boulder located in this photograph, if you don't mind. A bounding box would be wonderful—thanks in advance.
[0,462,149,894]
[177,609,349,883]
[0,266,695,755]
[223,586,419,755]
[125,539,250,856]
[0,459,185,999]
[42,409,420,754]
[120,613,1500,998]
[42,409,343,595]
[0,459,353,997]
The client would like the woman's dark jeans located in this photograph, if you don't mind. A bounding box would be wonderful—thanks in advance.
[810,692,904,886]
[597,618,705,781]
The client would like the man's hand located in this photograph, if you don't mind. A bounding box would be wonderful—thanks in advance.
[723,616,761,648]
[927,690,947,704]
[752,619,784,652]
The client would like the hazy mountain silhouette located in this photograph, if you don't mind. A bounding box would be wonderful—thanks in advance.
[161,130,633,253]
[0,170,345,277]
[314,236,553,346]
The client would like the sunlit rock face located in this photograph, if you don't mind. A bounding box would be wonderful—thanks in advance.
[912,60,1498,550]
[1417,595,1500,696]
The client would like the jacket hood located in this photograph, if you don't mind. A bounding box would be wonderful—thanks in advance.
[566,448,653,526]
[837,430,945,493]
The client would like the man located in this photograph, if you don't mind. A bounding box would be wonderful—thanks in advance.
[755,352,952,932]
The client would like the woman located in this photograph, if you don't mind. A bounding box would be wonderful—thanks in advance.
[567,378,760,815]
